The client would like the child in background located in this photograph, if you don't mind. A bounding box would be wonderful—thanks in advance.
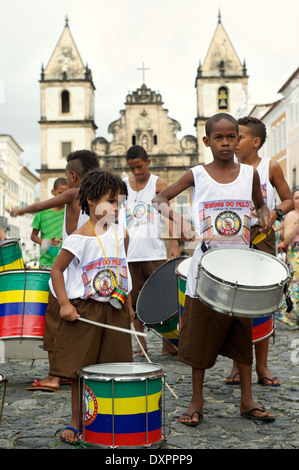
[153,113,275,425]
[31,177,68,270]
[50,169,134,444]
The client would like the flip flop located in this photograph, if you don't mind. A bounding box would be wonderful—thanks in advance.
[26,379,58,392]
[179,411,203,427]
[61,426,79,445]
[240,406,275,422]
[133,349,148,357]
[257,376,281,387]
[225,372,240,385]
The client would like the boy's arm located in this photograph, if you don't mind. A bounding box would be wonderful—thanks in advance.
[153,171,195,242]
[156,177,180,258]
[51,248,80,322]
[31,228,42,245]
[269,160,294,224]
[123,228,135,322]
[252,169,271,231]
[11,188,78,216]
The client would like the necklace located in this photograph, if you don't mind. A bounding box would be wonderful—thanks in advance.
[88,220,119,289]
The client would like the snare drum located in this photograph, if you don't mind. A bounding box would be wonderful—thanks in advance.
[136,257,186,347]
[0,239,24,271]
[0,270,50,340]
[175,258,191,329]
[79,363,165,448]
[196,247,290,317]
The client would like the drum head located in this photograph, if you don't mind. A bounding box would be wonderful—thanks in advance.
[0,238,20,248]
[175,257,191,278]
[201,247,288,287]
[81,362,163,379]
[136,257,186,327]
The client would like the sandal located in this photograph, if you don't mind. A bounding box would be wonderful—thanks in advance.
[133,349,148,357]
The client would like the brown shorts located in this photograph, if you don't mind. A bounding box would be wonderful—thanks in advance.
[129,260,166,307]
[251,225,276,255]
[43,291,60,352]
[178,296,253,369]
[49,298,133,380]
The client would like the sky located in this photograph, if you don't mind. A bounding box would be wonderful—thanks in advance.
[0,0,298,179]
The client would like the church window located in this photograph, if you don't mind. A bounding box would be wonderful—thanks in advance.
[61,141,72,157]
[132,135,136,145]
[218,87,228,110]
[154,135,158,145]
[61,90,70,113]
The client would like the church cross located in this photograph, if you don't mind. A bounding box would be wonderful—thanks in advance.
[137,62,150,84]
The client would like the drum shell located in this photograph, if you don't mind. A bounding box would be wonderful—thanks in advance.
[195,248,289,317]
[136,257,186,345]
[0,270,50,340]
[252,315,275,343]
[0,239,24,272]
[79,363,165,448]
[175,258,191,330]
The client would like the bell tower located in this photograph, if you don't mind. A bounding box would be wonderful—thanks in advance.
[38,16,97,199]
[195,11,248,163]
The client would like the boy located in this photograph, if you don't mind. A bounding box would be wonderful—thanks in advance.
[11,150,99,391]
[119,145,180,356]
[153,113,275,425]
[224,117,293,387]
[31,177,67,270]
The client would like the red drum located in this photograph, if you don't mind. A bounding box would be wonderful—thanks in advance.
[252,315,275,343]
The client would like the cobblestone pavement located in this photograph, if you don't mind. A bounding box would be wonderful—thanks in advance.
[0,320,298,453]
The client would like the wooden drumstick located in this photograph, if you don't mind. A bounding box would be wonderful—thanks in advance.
[130,324,179,400]
[77,317,148,337]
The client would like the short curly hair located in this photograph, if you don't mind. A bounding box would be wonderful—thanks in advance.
[78,169,128,215]
[237,116,267,149]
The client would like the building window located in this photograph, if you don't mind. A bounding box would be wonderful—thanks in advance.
[218,87,228,110]
[292,168,297,190]
[276,122,280,153]
[132,135,136,145]
[281,119,286,150]
[61,141,72,157]
[154,135,158,145]
[61,90,70,113]
[271,127,276,156]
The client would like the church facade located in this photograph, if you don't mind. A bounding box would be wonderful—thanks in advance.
[38,13,248,202]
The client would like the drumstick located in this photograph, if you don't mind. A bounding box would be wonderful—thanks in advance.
[130,324,179,400]
[77,317,148,337]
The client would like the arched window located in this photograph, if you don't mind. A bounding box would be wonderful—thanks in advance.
[218,87,228,110]
[61,90,70,113]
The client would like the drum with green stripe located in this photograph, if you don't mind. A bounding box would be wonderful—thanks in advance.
[79,362,165,447]
[0,239,24,271]
[175,258,191,330]
[0,270,50,339]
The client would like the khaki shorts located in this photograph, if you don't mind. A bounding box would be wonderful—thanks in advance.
[178,296,253,369]
[129,260,166,307]
[43,291,60,352]
[49,298,133,380]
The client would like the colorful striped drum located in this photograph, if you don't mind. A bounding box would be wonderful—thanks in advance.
[175,258,191,330]
[252,315,275,343]
[79,363,165,448]
[0,239,24,272]
[0,270,50,340]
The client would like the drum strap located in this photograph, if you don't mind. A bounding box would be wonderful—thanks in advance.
[201,241,208,253]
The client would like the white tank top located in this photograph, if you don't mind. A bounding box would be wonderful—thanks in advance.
[251,158,275,226]
[62,208,89,241]
[58,224,132,302]
[186,163,254,297]
[119,174,167,261]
